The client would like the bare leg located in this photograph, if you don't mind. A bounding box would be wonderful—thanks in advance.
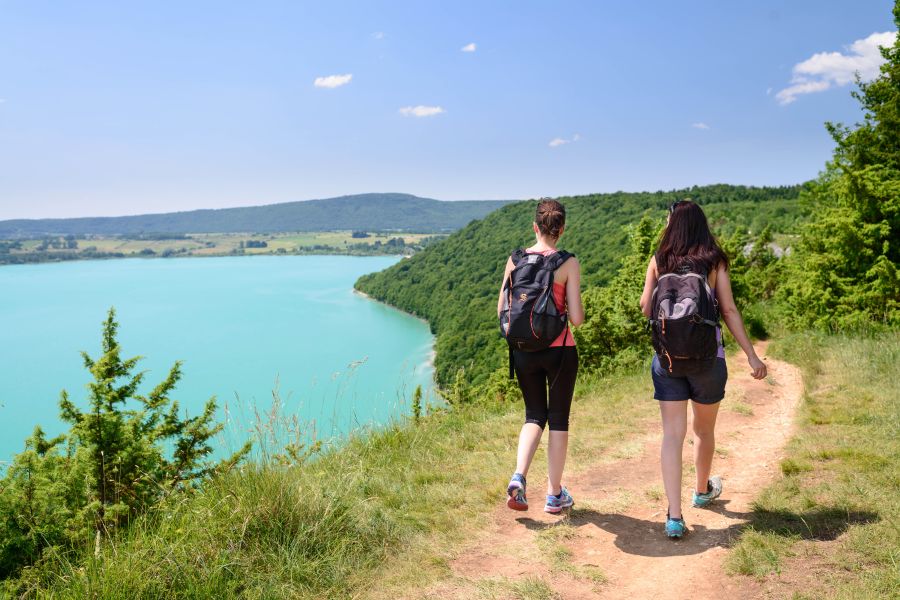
[546,430,569,495]
[515,423,544,477]
[659,401,688,518]
[691,401,721,493]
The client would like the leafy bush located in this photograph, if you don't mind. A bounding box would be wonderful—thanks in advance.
[573,215,658,373]
[0,309,249,579]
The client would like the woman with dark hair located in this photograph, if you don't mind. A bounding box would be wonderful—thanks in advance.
[498,198,584,513]
[639,199,767,538]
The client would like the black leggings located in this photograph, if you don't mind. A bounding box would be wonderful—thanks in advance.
[513,346,579,431]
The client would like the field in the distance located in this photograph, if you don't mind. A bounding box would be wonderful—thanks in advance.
[1,231,443,264]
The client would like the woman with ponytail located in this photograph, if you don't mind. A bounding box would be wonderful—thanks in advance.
[498,199,584,514]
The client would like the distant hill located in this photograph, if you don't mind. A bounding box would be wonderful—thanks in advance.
[0,194,514,237]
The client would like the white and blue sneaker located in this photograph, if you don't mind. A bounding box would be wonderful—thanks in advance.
[692,475,723,508]
[544,487,574,514]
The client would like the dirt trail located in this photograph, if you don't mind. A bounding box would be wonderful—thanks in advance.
[430,344,803,599]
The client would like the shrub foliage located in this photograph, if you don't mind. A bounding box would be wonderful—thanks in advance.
[0,309,250,579]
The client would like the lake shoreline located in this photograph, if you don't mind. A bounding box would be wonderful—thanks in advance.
[0,248,415,269]
[351,288,432,330]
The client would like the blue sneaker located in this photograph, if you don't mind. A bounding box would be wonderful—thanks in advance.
[507,473,528,511]
[692,475,723,508]
[544,487,574,514]
[665,513,687,539]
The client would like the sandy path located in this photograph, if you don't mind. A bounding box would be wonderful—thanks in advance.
[430,344,803,599]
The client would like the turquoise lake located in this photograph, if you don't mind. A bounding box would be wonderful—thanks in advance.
[0,255,435,466]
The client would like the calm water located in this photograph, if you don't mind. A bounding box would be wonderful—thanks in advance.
[0,255,434,466]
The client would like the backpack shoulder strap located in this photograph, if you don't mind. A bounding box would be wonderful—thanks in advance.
[545,250,574,271]
[510,248,527,266]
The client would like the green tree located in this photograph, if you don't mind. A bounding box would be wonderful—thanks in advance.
[779,5,900,328]
[411,384,423,422]
[574,214,660,372]
[0,308,250,578]
[446,367,472,405]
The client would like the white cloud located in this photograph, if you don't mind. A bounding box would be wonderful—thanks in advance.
[461,42,477,52]
[313,74,353,89]
[776,31,896,105]
[549,133,581,147]
[692,122,710,130]
[399,105,445,117]
[372,32,385,40]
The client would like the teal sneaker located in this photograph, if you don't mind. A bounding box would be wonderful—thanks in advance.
[692,475,723,508]
[507,473,528,511]
[544,487,574,514]
[665,513,687,539]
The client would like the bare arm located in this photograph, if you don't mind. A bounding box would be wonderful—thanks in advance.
[565,257,584,326]
[497,257,514,318]
[715,264,767,379]
[639,256,658,317]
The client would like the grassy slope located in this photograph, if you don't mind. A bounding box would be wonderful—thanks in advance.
[6,371,656,599]
[20,335,896,599]
[355,184,804,387]
[727,332,900,598]
[5,330,894,597]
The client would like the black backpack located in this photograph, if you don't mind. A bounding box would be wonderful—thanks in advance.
[649,266,720,372]
[500,249,573,375]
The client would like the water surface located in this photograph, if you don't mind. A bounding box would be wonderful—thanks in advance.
[0,255,434,465]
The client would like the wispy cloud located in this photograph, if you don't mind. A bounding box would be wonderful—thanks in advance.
[692,122,710,130]
[313,74,353,89]
[461,42,477,52]
[549,133,580,148]
[372,31,385,40]
[399,105,445,118]
[776,31,896,105]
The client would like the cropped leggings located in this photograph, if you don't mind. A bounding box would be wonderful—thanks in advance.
[512,346,579,431]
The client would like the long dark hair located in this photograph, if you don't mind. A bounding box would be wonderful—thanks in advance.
[656,200,729,275]
[535,198,565,238]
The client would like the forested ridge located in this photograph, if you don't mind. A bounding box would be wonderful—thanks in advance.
[0,193,512,237]
[356,184,804,386]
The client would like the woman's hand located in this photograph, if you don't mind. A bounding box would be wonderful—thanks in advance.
[748,355,767,380]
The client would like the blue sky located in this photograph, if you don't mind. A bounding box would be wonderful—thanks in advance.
[0,1,896,219]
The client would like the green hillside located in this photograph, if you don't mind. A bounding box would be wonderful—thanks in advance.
[0,194,513,237]
[355,184,805,386]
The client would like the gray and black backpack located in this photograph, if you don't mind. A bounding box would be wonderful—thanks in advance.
[649,265,720,372]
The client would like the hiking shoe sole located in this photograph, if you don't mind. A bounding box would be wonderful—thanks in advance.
[507,479,528,511]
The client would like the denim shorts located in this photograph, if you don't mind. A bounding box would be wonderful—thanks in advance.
[650,355,727,404]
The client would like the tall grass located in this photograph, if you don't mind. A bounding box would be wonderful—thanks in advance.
[726,331,900,597]
[3,369,655,599]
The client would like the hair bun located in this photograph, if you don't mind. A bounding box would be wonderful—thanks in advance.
[535,199,566,238]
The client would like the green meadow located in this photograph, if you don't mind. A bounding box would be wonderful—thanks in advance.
[1,231,442,265]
